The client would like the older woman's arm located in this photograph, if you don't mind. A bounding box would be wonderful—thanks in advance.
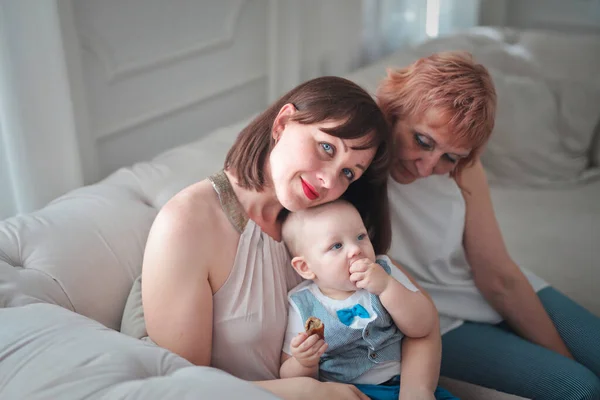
[399,319,441,400]
[459,159,572,358]
[391,259,440,400]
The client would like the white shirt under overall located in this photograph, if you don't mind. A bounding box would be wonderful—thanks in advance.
[387,174,548,334]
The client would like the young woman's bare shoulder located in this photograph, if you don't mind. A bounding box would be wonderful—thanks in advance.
[144,179,223,275]
[160,180,221,232]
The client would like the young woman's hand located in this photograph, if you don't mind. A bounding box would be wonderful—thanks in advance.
[349,258,391,296]
[290,332,328,368]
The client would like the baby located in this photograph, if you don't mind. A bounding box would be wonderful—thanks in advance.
[279,199,457,400]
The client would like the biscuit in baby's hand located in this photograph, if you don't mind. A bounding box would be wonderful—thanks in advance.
[304,317,325,340]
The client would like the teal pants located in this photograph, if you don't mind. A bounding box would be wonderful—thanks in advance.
[441,287,600,400]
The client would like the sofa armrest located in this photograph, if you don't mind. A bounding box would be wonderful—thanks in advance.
[0,180,157,330]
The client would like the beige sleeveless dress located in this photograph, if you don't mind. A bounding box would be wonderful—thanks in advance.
[121,170,302,381]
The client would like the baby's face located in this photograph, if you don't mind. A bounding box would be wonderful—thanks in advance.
[299,202,376,293]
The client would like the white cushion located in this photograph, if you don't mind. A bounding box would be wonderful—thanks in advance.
[0,303,278,399]
[516,29,600,84]
[0,182,157,328]
[483,74,600,186]
[0,119,246,330]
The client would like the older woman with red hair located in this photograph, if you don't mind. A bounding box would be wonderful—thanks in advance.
[377,52,600,400]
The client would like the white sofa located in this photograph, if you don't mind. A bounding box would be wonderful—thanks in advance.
[1,26,599,399]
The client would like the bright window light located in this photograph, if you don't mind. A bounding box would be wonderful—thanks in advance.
[426,0,440,37]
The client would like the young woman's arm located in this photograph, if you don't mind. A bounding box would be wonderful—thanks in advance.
[390,259,440,400]
[142,188,217,365]
[459,159,572,358]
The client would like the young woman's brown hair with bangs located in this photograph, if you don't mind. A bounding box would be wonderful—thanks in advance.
[226,76,392,253]
[376,51,496,178]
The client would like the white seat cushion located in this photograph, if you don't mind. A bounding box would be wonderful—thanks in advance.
[0,303,279,399]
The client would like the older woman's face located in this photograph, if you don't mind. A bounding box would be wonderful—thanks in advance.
[391,109,471,184]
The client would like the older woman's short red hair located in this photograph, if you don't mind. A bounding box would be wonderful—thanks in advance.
[376,51,497,177]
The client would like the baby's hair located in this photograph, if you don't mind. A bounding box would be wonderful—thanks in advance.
[281,199,355,257]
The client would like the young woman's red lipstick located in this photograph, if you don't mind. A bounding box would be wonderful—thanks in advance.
[300,178,319,200]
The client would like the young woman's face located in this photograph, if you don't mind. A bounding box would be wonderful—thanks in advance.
[269,114,376,212]
[391,108,472,184]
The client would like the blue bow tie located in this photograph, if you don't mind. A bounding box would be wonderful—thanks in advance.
[336,304,370,326]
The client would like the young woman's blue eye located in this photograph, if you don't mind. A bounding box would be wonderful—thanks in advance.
[414,133,432,150]
[330,243,343,250]
[320,142,334,155]
[343,168,355,181]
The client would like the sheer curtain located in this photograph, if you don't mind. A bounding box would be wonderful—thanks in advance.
[361,0,482,64]
[0,0,92,220]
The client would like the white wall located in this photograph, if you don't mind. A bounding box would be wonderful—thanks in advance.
[3,0,480,216]
[7,0,597,215]
[68,0,364,180]
[74,0,270,179]
[0,123,16,220]
[0,0,365,217]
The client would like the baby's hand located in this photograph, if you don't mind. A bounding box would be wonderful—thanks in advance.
[349,258,391,296]
[290,332,328,368]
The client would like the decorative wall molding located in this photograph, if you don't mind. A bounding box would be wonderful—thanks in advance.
[96,71,265,141]
[267,0,301,102]
[79,0,246,83]
[57,0,99,185]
